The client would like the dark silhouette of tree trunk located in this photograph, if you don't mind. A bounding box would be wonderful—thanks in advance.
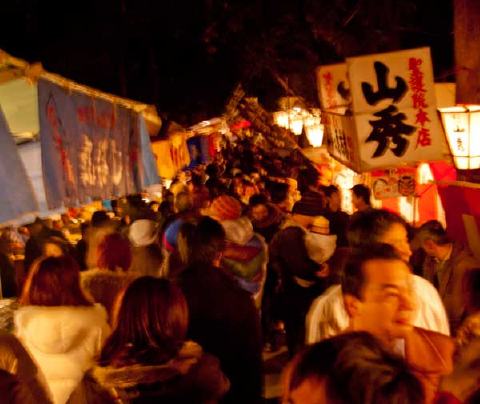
[455,0,480,103]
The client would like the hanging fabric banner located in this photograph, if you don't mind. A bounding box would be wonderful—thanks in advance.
[152,132,190,179]
[138,114,160,187]
[39,78,145,209]
[0,107,38,223]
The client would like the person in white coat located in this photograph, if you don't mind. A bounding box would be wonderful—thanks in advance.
[14,255,110,404]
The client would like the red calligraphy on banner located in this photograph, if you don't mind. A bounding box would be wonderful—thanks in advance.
[322,72,335,109]
[408,58,432,147]
[77,106,116,130]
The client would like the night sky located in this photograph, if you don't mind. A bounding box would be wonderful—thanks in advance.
[0,0,454,125]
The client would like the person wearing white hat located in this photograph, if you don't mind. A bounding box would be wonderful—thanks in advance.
[128,219,163,277]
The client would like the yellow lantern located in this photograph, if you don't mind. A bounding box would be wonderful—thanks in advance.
[439,105,480,170]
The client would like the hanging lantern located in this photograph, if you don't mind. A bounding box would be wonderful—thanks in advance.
[439,105,480,170]
[273,111,289,128]
[290,116,304,135]
[305,124,325,147]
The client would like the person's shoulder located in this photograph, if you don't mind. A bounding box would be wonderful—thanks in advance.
[411,274,439,294]
[406,327,454,374]
[452,242,480,266]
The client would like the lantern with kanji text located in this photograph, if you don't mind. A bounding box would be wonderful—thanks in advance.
[439,105,480,170]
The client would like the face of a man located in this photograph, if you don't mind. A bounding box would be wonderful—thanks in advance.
[350,259,415,341]
[328,191,341,212]
[377,222,412,262]
[351,192,360,210]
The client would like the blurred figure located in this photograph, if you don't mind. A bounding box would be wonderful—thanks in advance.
[81,233,137,319]
[0,332,52,403]
[24,218,68,273]
[323,184,350,247]
[128,219,163,277]
[85,210,118,270]
[270,213,336,356]
[248,194,285,243]
[456,269,480,346]
[283,332,425,404]
[82,277,229,403]
[415,220,480,333]
[176,217,262,403]
[351,184,372,214]
[204,195,268,307]
[15,256,110,404]
[0,251,17,298]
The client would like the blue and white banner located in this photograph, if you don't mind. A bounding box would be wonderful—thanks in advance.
[0,107,38,223]
[138,114,160,187]
[39,78,158,209]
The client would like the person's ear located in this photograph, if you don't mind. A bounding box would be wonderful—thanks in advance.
[344,294,361,318]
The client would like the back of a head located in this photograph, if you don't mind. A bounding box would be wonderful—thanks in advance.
[20,255,91,307]
[347,209,407,249]
[324,185,340,198]
[296,167,319,193]
[189,217,226,265]
[352,184,371,205]
[342,244,404,300]
[268,181,289,205]
[97,233,132,271]
[286,331,424,404]
[103,276,188,365]
[416,220,451,245]
[174,191,193,214]
[249,193,268,207]
[91,210,110,227]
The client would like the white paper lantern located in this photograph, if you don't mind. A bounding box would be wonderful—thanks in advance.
[439,105,480,170]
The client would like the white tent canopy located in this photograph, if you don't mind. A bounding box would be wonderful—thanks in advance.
[0,49,162,224]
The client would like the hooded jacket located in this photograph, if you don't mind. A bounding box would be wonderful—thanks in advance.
[220,217,268,307]
[14,304,110,404]
[77,341,229,404]
[0,332,52,403]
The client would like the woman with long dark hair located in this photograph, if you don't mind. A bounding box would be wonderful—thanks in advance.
[14,255,110,404]
[85,277,229,403]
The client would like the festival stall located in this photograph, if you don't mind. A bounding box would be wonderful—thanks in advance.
[314,48,456,226]
[0,49,161,221]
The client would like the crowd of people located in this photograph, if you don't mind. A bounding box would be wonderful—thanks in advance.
[0,138,480,403]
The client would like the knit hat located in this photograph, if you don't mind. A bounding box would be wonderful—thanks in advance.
[129,219,158,247]
[205,195,242,221]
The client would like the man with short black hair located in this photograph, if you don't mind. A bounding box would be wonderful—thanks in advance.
[177,217,263,403]
[351,184,372,213]
[416,220,480,332]
[340,245,453,404]
[324,185,350,247]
